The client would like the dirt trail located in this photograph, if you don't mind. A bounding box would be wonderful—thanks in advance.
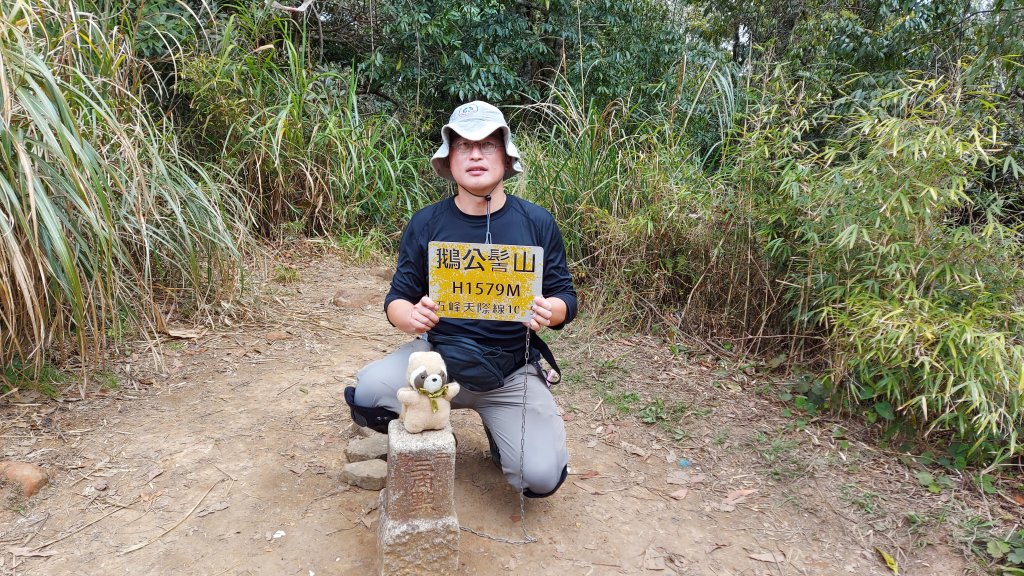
[1,253,973,575]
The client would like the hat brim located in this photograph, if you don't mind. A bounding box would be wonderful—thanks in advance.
[431,125,523,181]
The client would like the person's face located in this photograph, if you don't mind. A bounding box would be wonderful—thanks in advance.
[448,131,508,194]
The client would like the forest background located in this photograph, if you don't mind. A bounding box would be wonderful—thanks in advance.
[1,0,1023,568]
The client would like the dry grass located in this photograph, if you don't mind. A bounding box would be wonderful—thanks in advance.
[0,1,247,387]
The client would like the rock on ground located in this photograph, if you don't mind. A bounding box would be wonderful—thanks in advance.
[342,459,388,491]
[345,434,389,463]
[0,461,49,497]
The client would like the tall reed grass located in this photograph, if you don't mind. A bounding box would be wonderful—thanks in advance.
[515,69,759,333]
[176,6,439,242]
[1,0,245,392]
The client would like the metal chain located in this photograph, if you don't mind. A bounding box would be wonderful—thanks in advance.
[459,325,537,545]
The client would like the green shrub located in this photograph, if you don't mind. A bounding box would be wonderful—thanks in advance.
[345,0,689,119]
[732,68,1024,462]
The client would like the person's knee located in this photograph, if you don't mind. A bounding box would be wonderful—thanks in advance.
[353,338,429,410]
[354,364,401,412]
[515,446,568,497]
[523,464,568,498]
[348,357,407,432]
[352,373,383,407]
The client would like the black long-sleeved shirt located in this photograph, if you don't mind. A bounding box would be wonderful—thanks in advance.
[385,194,577,362]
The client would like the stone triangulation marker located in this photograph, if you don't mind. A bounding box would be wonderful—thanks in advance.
[377,420,459,575]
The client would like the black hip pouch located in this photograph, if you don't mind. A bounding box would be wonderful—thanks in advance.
[427,333,518,392]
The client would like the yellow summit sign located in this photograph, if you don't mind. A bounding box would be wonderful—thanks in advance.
[428,241,543,323]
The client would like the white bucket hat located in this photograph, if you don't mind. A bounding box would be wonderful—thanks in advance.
[431,101,523,181]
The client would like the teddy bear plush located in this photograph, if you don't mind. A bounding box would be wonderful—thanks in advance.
[397,351,460,433]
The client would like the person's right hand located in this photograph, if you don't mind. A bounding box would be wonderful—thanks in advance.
[409,296,440,334]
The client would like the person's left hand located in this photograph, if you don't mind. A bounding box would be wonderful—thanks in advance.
[525,296,553,332]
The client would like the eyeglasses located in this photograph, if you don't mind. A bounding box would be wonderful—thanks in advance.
[451,140,502,156]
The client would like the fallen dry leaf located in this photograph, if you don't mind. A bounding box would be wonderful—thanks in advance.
[140,490,163,504]
[620,442,650,459]
[146,467,164,483]
[722,488,758,507]
[719,490,758,513]
[164,327,203,339]
[876,547,899,575]
[1013,493,1024,506]
[284,462,307,475]
[669,488,689,500]
[573,481,603,495]
[642,545,667,570]
[749,550,786,563]
[197,501,229,517]
[7,547,56,558]
[662,550,689,570]
[707,542,729,554]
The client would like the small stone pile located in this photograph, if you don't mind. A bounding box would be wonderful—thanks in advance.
[341,427,388,490]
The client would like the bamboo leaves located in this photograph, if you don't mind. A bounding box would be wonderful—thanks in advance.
[737,68,1024,463]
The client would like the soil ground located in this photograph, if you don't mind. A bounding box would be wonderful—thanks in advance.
[0,250,1005,575]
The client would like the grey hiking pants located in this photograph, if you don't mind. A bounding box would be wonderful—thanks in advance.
[353,337,569,495]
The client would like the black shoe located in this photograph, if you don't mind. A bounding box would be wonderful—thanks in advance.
[344,386,398,434]
[483,425,501,469]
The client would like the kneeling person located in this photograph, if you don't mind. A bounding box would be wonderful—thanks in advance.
[344,101,577,498]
